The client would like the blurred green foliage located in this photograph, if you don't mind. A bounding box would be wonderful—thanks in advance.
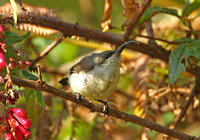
[31,37,78,67]
[1,0,200,139]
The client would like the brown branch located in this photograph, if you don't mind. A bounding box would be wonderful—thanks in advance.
[1,12,200,77]
[123,0,152,40]
[170,77,200,129]
[0,12,121,44]
[29,34,65,67]
[0,12,170,63]
[0,12,169,61]
[6,75,197,140]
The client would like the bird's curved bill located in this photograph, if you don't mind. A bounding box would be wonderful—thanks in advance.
[114,40,139,55]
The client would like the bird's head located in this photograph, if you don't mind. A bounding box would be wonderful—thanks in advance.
[90,40,139,67]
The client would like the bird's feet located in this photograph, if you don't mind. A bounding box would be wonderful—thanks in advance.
[74,92,83,102]
[96,99,109,116]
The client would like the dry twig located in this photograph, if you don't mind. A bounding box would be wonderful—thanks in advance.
[30,34,65,67]
[123,0,152,40]
[170,77,200,129]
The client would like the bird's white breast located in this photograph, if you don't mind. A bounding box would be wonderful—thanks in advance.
[69,59,120,100]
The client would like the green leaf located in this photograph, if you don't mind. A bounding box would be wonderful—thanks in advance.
[169,44,187,85]
[5,44,16,62]
[174,38,195,43]
[36,91,46,106]
[182,0,200,17]
[21,70,38,80]
[25,89,36,121]
[168,40,200,84]
[25,89,35,101]
[189,40,200,58]
[163,112,174,127]
[139,7,179,24]
[4,31,30,68]
[25,89,45,107]
[4,31,30,45]
[10,0,18,29]
[25,89,45,124]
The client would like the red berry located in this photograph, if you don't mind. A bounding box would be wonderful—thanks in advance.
[17,60,25,69]
[18,60,24,65]
[3,26,9,31]
[25,61,31,66]
[1,43,7,52]
[8,63,15,69]
[8,57,14,62]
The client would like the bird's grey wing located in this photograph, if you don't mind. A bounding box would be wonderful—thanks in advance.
[70,55,94,74]
[59,55,95,86]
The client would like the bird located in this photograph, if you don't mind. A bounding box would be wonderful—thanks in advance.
[59,41,138,114]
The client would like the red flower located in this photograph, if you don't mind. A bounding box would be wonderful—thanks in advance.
[10,108,31,129]
[14,127,24,140]
[0,117,4,122]
[7,108,32,139]
[8,114,19,128]
[0,126,3,137]
[8,112,31,139]
[10,108,27,118]
[14,117,31,129]
[0,49,5,72]
[17,125,31,139]
[0,25,3,33]
[5,133,15,140]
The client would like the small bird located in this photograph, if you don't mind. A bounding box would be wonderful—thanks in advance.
[59,41,138,113]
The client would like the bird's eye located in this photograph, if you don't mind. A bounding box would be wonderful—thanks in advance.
[104,54,109,59]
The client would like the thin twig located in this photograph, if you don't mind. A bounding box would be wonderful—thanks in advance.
[181,17,198,39]
[29,34,65,67]
[170,77,200,129]
[137,34,180,45]
[146,20,156,46]
[15,0,27,12]
[66,101,76,140]
[102,0,113,22]
[5,75,197,140]
[37,64,43,85]
[115,90,136,100]
[123,0,152,40]
[5,64,13,90]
